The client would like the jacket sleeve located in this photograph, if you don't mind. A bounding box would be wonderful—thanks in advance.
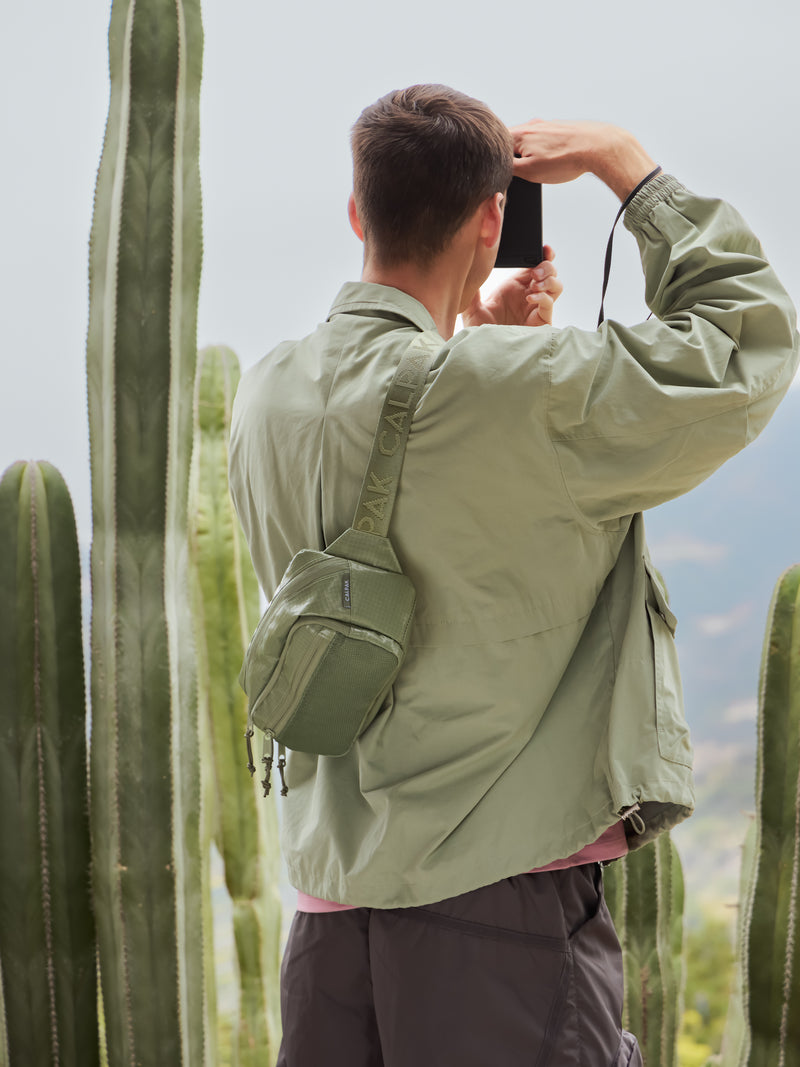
[546,173,799,527]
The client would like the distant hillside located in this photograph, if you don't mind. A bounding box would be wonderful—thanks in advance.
[644,385,800,916]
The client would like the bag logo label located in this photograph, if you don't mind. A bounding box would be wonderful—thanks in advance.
[342,574,352,610]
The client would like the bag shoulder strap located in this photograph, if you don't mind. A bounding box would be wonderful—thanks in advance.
[326,329,439,568]
[352,329,439,538]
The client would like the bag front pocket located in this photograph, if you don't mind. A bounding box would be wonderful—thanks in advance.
[252,617,403,756]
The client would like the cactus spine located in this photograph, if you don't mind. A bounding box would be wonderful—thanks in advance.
[604,833,685,1066]
[85,0,205,1062]
[737,563,800,1066]
[189,346,282,1064]
[0,462,98,1065]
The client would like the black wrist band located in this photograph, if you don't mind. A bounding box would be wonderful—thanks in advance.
[597,165,663,327]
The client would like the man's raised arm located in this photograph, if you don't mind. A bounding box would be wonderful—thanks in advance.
[510,119,658,201]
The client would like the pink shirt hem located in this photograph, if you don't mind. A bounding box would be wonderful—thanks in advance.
[295,821,629,913]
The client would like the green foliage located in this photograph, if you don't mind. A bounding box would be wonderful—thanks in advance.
[85,0,205,1062]
[605,834,685,1066]
[682,914,736,1055]
[678,1012,715,1067]
[0,462,98,1065]
[189,346,282,1064]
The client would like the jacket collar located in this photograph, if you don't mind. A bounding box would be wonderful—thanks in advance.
[328,282,438,334]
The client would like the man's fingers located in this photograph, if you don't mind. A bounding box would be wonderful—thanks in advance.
[533,262,557,281]
[525,292,555,325]
[531,259,562,300]
[509,119,545,148]
[537,272,563,300]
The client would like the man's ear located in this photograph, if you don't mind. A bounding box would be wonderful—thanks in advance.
[348,194,364,242]
[479,191,505,249]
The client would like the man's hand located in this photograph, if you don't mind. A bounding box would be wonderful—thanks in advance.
[462,246,563,329]
[509,120,657,202]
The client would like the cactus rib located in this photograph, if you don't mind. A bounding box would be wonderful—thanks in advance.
[28,471,59,1062]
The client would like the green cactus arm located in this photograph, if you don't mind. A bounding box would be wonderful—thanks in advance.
[625,843,666,1061]
[0,462,98,1066]
[189,345,283,1063]
[742,563,800,1067]
[86,0,205,1062]
[603,836,685,1066]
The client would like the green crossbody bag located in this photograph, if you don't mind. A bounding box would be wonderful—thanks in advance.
[240,330,438,795]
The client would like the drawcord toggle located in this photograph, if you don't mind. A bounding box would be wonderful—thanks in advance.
[619,803,646,836]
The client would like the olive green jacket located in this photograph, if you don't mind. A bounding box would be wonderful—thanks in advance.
[229,174,799,907]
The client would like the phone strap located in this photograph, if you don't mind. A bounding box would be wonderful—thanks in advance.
[597,165,663,327]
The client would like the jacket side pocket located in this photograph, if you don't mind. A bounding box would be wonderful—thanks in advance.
[643,558,693,768]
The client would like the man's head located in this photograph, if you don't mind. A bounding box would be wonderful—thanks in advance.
[350,85,513,269]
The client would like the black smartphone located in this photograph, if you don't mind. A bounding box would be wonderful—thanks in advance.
[495,176,543,268]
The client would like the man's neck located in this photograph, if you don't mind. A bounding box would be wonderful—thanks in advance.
[360,247,475,340]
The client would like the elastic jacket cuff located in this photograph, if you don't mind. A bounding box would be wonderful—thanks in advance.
[624,173,683,231]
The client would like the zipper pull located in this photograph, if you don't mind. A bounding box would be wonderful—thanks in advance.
[277,743,289,796]
[244,728,256,777]
[261,732,274,797]
[619,803,646,836]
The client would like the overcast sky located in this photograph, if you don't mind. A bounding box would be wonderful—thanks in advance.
[2,0,798,549]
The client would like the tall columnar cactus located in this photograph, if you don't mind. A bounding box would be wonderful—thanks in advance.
[734,563,800,1066]
[0,461,98,1066]
[85,0,205,1063]
[189,345,283,1065]
[604,833,685,1066]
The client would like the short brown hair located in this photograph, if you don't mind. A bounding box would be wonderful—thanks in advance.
[351,84,513,267]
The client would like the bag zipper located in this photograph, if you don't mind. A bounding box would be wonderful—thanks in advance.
[271,553,344,601]
[245,728,289,797]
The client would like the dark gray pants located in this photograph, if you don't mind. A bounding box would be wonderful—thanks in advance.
[276,864,642,1066]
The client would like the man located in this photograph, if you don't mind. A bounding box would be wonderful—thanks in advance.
[228,85,798,1066]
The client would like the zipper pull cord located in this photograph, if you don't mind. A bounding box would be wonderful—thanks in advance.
[277,743,289,796]
[244,728,256,777]
[261,733,274,797]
